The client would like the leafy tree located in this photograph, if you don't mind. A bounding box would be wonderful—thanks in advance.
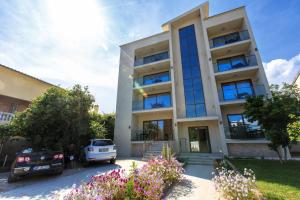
[89,112,115,140]
[244,83,300,162]
[12,85,95,154]
[287,115,300,143]
[100,113,115,140]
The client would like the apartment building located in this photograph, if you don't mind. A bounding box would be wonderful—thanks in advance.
[293,70,300,89]
[0,64,54,124]
[114,2,275,158]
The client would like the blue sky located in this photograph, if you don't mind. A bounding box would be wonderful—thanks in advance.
[0,0,299,113]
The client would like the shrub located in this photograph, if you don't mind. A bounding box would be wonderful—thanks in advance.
[212,167,258,200]
[64,169,128,200]
[63,157,184,200]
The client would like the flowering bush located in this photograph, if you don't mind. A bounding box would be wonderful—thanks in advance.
[212,167,258,200]
[64,169,128,200]
[64,157,184,200]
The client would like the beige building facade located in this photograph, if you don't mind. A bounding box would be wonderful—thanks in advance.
[0,64,54,124]
[114,2,275,158]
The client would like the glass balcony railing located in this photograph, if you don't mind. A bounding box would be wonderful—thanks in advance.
[133,71,171,88]
[134,51,169,66]
[132,94,172,111]
[218,84,266,102]
[131,129,173,141]
[213,55,258,73]
[209,30,250,48]
[224,125,265,140]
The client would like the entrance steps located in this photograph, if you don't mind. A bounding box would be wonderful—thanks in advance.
[142,141,170,161]
[177,153,223,165]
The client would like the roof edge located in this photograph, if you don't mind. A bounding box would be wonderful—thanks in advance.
[292,69,300,85]
[205,6,245,20]
[161,1,209,27]
[0,64,56,87]
[119,31,169,47]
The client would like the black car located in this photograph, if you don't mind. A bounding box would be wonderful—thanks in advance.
[8,148,64,183]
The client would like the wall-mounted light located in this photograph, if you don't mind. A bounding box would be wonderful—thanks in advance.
[128,125,131,129]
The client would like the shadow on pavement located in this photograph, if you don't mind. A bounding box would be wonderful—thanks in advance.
[0,163,121,200]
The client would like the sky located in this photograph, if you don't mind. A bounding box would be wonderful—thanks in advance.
[0,0,299,113]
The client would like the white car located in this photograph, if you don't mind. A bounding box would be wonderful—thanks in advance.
[82,139,117,165]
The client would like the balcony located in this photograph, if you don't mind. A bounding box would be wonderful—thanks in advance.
[134,51,169,66]
[214,55,258,73]
[0,112,14,124]
[132,93,172,114]
[132,101,172,113]
[131,129,173,141]
[224,125,265,140]
[133,71,171,88]
[209,30,250,49]
[218,84,266,105]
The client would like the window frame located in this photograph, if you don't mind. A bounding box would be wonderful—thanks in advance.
[217,55,247,72]
[143,92,172,109]
[221,79,254,101]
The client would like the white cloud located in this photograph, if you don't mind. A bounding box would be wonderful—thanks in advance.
[0,0,164,113]
[263,53,300,85]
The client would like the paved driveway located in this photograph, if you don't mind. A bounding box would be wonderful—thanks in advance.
[165,164,218,200]
[0,159,145,200]
[0,159,217,200]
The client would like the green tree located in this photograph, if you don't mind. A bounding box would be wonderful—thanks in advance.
[244,83,300,162]
[12,85,95,154]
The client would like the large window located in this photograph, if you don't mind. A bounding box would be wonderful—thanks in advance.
[143,72,170,85]
[222,80,254,101]
[143,93,171,109]
[143,119,172,140]
[179,24,206,117]
[217,55,247,72]
[227,114,263,139]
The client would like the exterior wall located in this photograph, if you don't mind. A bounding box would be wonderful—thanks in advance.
[227,143,277,158]
[115,2,272,158]
[178,121,223,153]
[0,95,30,113]
[294,73,300,89]
[0,65,53,102]
[133,112,173,131]
[290,142,300,153]
[114,32,171,157]
[131,143,151,157]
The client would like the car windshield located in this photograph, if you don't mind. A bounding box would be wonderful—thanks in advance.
[92,140,113,146]
[21,148,48,153]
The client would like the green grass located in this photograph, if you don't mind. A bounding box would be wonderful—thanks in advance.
[230,159,300,200]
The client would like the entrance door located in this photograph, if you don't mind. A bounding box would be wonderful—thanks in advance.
[188,127,211,153]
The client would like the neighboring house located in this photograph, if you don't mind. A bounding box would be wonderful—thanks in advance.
[0,64,54,124]
[114,2,275,158]
[293,70,300,89]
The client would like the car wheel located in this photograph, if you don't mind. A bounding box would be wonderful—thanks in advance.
[7,174,18,183]
[110,158,116,164]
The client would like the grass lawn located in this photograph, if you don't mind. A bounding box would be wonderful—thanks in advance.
[230,159,300,200]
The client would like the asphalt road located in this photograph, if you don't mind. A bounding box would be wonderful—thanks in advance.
[0,159,145,200]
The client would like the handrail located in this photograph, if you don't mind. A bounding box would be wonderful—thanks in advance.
[134,51,169,66]
[213,55,258,73]
[209,30,250,48]
[224,125,265,139]
[218,84,266,102]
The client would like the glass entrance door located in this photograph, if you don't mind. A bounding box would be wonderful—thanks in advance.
[188,127,211,153]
